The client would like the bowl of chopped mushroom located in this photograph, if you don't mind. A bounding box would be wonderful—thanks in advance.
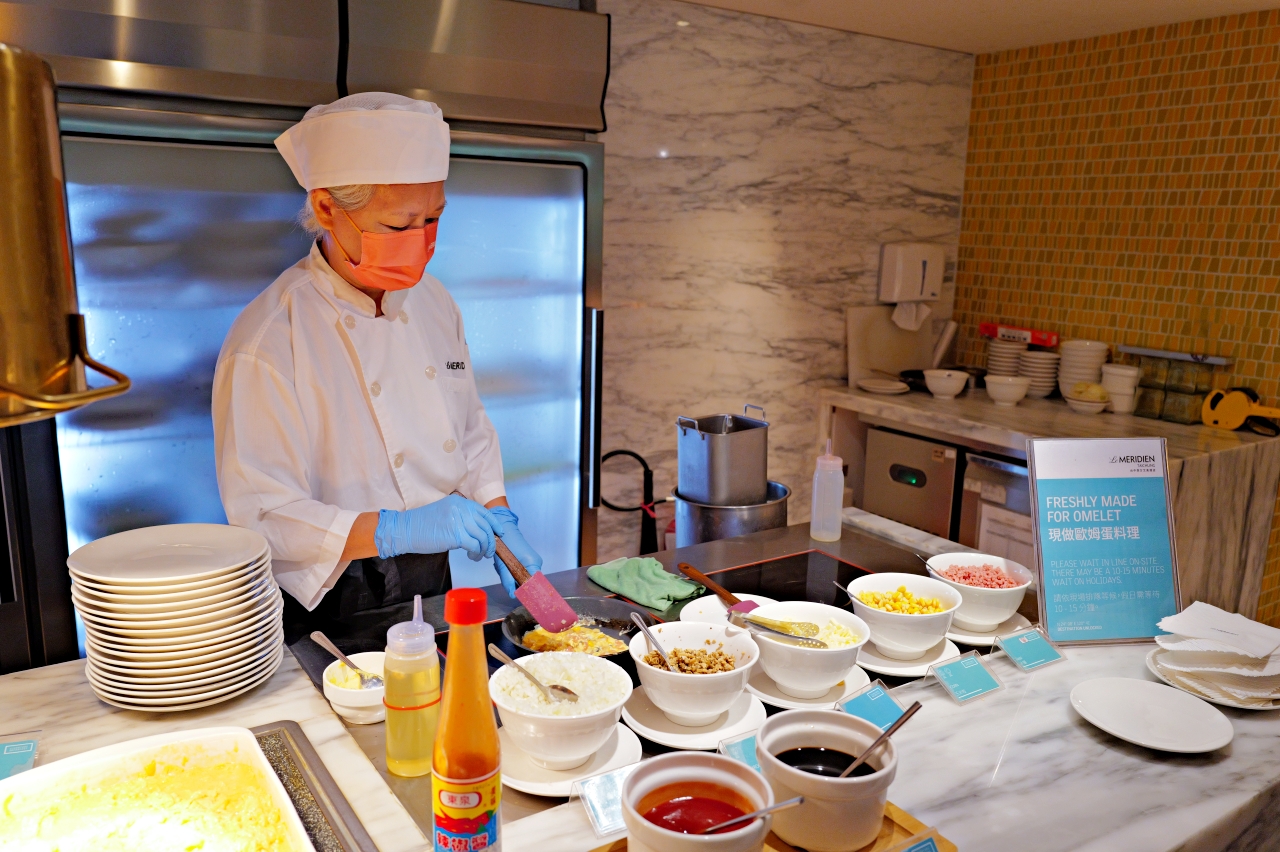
[627,620,759,726]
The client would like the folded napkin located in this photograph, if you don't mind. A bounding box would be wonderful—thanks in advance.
[586,557,704,610]
[1156,664,1280,707]
[1155,649,1280,678]
[1158,601,1280,658]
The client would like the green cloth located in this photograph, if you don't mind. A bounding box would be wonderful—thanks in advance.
[586,557,704,610]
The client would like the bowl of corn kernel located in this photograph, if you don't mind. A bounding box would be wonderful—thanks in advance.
[846,573,961,660]
[748,601,870,699]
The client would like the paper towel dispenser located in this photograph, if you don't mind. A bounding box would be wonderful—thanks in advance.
[878,242,946,303]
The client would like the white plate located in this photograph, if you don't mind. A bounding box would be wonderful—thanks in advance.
[857,639,961,677]
[622,690,766,751]
[746,666,870,710]
[1145,649,1280,711]
[87,628,283,682]
[87,645,283,701]
[71,571,273,617]
[68,523,269,585]
[856,379,909,395]
[90,657,282,713]
[500,723,642,797]
[70,557,269,597]
[83,594,284,647]
[680,594,779,624]
[947,613,1033,647]
[71,563,271,610]
[86,617,281,663]
[79,588,281,638]
[1069,677,1234,753]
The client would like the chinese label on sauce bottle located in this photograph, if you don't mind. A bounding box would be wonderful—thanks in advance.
[432,588,501,851]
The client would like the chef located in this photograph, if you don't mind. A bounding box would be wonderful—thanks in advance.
[212,93,542,636]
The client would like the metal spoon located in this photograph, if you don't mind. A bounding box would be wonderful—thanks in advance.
[729,611,827,649]
[311,631,383,689]
[630,611,673,671]
[839,701,922,778]
[699,796,805,835]
[487,643,579,703]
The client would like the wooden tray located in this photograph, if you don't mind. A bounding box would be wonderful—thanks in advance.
[591,802,956,852]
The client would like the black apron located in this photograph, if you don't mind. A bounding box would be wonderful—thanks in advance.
[283,551,451,650]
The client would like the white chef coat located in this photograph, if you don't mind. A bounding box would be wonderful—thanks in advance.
[212,242,506,610]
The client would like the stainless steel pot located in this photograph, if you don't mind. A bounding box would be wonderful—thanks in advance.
[676,404,768,506]
[0,44,128,427]
[673,481,790,548]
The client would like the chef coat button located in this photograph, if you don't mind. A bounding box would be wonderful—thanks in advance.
[370,382,381,397]
[394,453,404,468]
[399,311,409,324]
[443,439,457,453]
[425,366,437,380]
[343,315,356,329]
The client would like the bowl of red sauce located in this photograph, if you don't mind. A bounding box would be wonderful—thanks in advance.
[621,752,774,852]
[925,552,1033,631]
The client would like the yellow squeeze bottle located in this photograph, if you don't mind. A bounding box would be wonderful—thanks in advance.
[385,594,441,777]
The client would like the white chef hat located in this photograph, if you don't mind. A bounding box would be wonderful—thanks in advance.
[275,92,450,191]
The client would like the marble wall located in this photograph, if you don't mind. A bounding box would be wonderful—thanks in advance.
[594,0,974,559]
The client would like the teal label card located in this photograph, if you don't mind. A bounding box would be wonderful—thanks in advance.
[0,740,37,778]
[838,680,906,730]
[1029,438,1180,644]
[996,627,1065,671]
[886,829,944,852]
[573,763,641,837]
[717,732,761,773]
[930,651,1003,704]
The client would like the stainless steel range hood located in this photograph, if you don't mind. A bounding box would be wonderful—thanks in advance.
[0,0,611,131]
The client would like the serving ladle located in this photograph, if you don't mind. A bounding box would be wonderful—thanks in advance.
[488,643,579,703]
[311,631,383,689]
[630,611,673,671]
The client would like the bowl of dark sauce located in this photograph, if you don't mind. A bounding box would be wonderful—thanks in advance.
[775,746,878,778]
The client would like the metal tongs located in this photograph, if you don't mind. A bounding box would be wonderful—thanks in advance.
[729,611,827,648]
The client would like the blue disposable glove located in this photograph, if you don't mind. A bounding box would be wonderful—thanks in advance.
[374,495,500,561]
[490,506,544,597]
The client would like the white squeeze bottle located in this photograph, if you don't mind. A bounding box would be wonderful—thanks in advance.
[810,439,844,541]
[384,594,441,778]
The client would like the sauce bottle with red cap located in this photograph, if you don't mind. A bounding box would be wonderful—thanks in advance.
[432,588,501,851]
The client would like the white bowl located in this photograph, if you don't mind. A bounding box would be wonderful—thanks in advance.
[1108,388,1136,414]
[629,621,759,726]
[756,710,897,852]
[1060,339,1109,353]
[846,573,960,660]
[923,369,968,400]
[984,376,1030,407]
[1065,396,1108,414]
[925,554,1032,631]
[323,651,386,724]
[748,602,869,699]
[622,752,774,852]
[489,652,632,770]
[1101,363,1140,380]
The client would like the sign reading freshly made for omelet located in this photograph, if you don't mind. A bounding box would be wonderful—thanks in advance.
[1028,437,1181,645]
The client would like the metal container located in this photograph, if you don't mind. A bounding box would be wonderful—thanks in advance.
[0,44,128,427]
[677,405,768,506]
[673,481,790,548]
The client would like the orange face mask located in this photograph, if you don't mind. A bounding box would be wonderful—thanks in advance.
[332,206,437,291]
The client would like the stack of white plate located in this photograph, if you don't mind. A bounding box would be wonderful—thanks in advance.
[1018,350,1061,398]
[986,338,1028,376]
[1058,340,1110,396]
[69,524,283,713]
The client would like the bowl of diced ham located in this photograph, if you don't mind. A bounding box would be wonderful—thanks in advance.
[924,553,1033,631]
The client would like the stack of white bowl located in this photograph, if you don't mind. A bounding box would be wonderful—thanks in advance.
[70,523,283,712]
[1100,364,1141,413]
[986,338,1028,376]
[1058,340,1110,397]
[1018,350,1061,398]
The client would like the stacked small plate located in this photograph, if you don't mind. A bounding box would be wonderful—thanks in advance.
[1018,350,1061,398]
[986,338,1028,376]
[69,524,283,713]
[1058,339,1110,396]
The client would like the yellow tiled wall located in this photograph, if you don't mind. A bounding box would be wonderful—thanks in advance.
[953,11,1280,624]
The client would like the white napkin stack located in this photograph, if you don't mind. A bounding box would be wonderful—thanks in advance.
[1152,602,1280,706]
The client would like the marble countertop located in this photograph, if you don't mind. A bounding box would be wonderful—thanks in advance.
[0,653,428,852]
[821,386,1275,461]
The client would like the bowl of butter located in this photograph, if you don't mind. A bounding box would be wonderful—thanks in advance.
[323,651,385,724]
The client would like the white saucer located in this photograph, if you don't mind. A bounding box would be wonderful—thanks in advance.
[1070,677,1234,753]
[857,639,961,678]
[622,690,766,750]
[680,594,779,624]
[500,723,642,797]
[947,613,1033,647]
[1146,649,1280,712]
[856,379,909,395]
[746,666,870,710]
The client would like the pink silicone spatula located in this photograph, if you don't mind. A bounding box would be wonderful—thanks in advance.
[496,537,578,633]
[678,562,759,614]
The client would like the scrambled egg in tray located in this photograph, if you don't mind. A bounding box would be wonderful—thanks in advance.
[523,623,628,655]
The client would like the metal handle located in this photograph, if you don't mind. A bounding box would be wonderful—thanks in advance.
[743,403,766,420]
[0,314,130,411]
[676,415,704,439]
[582,307,604,509]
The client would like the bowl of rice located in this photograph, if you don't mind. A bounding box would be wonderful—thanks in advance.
[925,554,1033,631]
[489,652,633,770]
[628,621,759,727]
[846,573,961,660]
[747,601,870,699]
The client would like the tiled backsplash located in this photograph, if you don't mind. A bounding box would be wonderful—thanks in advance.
[952,11,1280,624]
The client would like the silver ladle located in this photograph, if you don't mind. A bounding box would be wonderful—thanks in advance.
[487,643,579,703]
[630,611,673,671]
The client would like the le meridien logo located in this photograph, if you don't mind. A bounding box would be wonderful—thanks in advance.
[1111,455,1156,464]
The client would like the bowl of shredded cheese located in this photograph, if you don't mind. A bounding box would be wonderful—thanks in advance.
[748,601,870,699]
[846,573,961,661]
